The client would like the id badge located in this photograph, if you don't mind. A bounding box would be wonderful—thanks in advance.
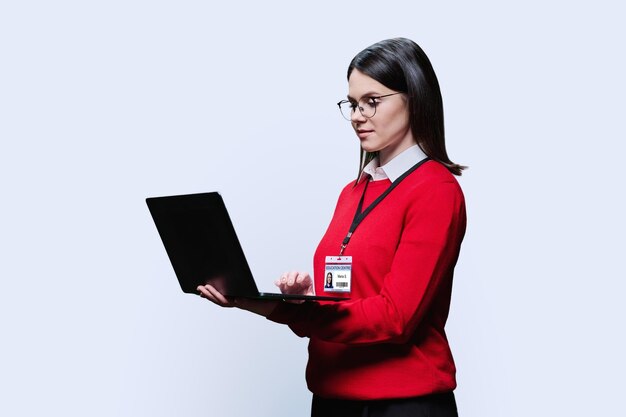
[324,256,352,293]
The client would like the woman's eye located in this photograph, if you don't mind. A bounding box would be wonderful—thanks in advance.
[365,98,379,108]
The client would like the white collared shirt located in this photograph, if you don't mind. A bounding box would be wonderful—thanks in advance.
[361,145,428,182]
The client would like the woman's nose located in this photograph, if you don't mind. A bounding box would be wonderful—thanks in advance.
[351,107,366,123]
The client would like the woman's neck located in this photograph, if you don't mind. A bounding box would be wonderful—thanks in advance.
[378,140,418,166]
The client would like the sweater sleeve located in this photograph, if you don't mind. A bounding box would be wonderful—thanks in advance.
[267,180,466,345]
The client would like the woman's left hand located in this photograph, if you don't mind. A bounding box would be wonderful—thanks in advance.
[274,271,314,296]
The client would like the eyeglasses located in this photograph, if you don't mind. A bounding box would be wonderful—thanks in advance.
[337,92,403,121]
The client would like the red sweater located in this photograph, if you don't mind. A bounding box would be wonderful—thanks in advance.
[268,161,466,400]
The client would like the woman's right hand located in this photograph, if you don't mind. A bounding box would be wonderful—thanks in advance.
[274,271,314,296]
[197,284,278,317]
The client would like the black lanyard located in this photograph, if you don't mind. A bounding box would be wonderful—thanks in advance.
[339,157,430,255]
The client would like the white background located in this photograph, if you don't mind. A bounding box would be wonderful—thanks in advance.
[1,1,624,416]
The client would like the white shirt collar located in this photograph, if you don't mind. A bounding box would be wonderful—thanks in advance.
[361,145,428,182]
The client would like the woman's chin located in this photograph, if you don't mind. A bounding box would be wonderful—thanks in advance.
[359,142,378,153]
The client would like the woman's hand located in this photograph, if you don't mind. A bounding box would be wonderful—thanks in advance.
[197,284,278,317]
[275,271,314,296]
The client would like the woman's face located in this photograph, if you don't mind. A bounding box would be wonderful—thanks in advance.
[347,69,415,165]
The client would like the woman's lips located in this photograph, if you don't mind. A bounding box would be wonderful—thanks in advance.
[357,129,374,139]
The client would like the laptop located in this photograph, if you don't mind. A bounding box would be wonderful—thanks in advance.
[146,192,345,301]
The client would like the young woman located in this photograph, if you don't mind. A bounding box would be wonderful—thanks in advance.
[198,37,466,417]
[324,272,334,289]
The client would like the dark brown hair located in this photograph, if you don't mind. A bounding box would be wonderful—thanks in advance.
[348,38,466,177]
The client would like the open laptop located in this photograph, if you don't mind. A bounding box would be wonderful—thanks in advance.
[146,192,345,301]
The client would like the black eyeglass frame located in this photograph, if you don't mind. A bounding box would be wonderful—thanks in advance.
[336,92,403,121]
